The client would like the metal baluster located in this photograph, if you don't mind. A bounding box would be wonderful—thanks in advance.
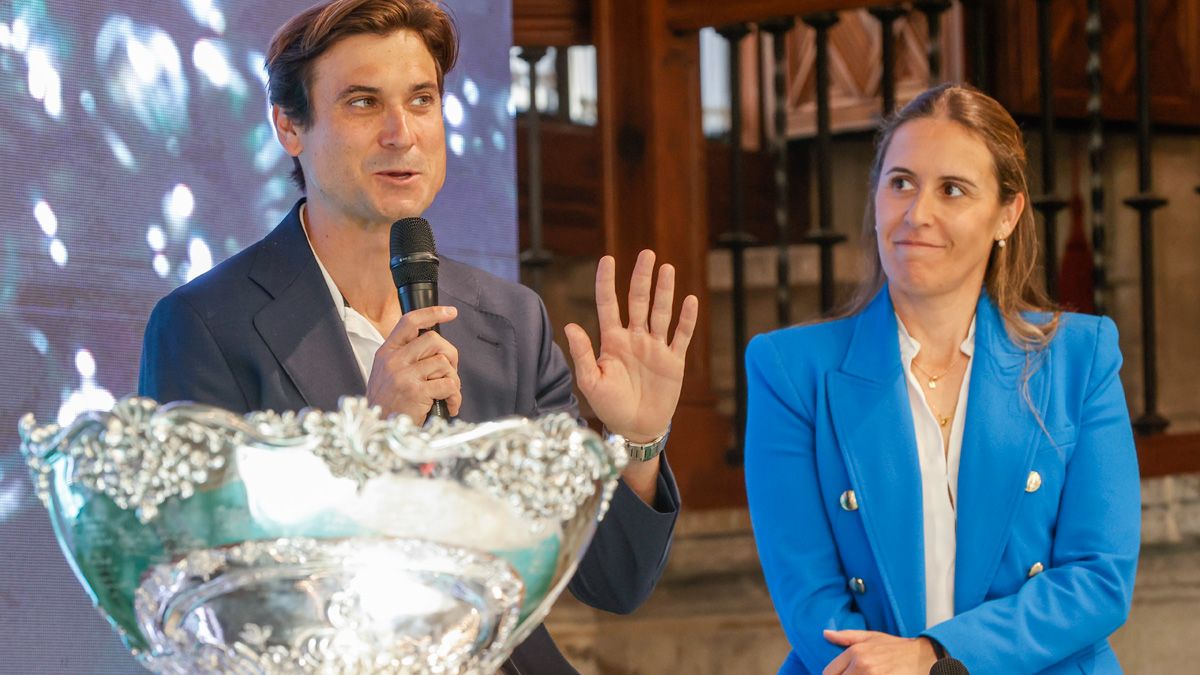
[1086,0,1107,316]
[1033,0,1067,300]
[868,6,906,117]
[760,18,795,327]
[716,23,754,467]
[517,47,552,294]
[914,1,952,85]
[554,47,571,122]
[801,12,846,315]
[1124,0,1169,435]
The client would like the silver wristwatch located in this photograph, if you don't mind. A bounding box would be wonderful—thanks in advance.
[606,425,670,462]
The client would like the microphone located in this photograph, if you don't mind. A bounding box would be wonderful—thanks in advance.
[389,216,448,420]
[930,657,969,675]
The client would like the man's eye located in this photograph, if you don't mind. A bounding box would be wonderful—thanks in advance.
[349,97,374,108]
[413,94,434,106]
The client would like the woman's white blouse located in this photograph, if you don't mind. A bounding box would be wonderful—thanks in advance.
[896,315,976,629]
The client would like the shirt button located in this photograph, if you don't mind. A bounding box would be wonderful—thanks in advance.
[1028,562,1044,577]
[848,577,867,594]
[1025,470,1042,493]
[839,490,859,511]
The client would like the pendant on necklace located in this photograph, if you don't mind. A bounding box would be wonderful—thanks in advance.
[938,415,949,427]
[927,377,939,389]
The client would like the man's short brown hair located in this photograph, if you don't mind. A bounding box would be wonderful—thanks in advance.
[266,0,458,192]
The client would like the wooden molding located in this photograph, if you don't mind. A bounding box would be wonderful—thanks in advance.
[1137,432,1200,478]
[513,0,592,46]
[665,0,906,33]
[992,0,1200,127]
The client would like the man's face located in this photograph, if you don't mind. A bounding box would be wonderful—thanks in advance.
[276,30,447,226]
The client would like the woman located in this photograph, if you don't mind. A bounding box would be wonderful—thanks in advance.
[744,84,1140,675]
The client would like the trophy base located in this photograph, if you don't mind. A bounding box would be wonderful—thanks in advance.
[134,537,524,674]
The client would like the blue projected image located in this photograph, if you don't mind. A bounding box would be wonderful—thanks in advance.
[0,1,515,670]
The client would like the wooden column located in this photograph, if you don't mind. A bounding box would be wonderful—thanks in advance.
[593,0,741,508]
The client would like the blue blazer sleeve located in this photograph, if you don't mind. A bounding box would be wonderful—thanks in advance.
[923,317,1140,673]
[744,333,867,671]
[138,293,249,411]
[527,295,681,615]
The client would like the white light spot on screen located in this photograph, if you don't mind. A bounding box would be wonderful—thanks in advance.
[146,225,166,251]
[448,132,464,157]
[165,184,195,226]
[26,47,63,118]
[103,129,136,169]
[505,92,516,119]
[151,32,182,77]
[80,90,96,115]
[75,349,96,379]
[34,200,57,236]
[0,23,12,50]
[491,129,506,151]
[463,78,479,106]
[193,39,231,87]
[57,349,116,427]
[247,51,268,86]
[208,10,226,34]
[443,93,464,127]
[28,329,49,355]
[126,37,157,83]
[186,237,212,281]
[153,253,170,278]
[49,238,67,266]
[11,18,29,52]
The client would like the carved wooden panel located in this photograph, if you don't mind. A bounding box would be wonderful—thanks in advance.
[512,0,592,46]
[992,0,1200,126]
[741,5,964,145]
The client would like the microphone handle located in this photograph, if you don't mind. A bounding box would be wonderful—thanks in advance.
[396,282,448,420]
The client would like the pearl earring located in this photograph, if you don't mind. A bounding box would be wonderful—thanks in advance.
[997,239,1007,248]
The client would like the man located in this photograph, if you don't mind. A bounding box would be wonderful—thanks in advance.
[138,1,699,672]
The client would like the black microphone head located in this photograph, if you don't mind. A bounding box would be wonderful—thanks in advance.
[389,217,438,288]
[930,657,969,675]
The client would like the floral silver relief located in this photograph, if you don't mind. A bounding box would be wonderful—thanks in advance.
[18,396,627,674]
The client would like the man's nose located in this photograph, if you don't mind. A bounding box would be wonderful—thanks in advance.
[380,107,415,148]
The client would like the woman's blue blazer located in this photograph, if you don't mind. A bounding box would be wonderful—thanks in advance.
[744,287,1140,674]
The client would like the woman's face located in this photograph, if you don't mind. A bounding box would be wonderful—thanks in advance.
[874,116,1023,301]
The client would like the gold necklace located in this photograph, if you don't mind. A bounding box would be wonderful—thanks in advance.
[925,395,954,428]
[911,352,961,390]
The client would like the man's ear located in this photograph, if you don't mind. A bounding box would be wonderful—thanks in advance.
[272,104,304,158]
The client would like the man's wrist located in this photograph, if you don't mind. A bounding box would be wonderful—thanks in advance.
[604,425,670,462]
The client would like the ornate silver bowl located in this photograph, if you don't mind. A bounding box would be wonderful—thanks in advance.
[18,396,627,674]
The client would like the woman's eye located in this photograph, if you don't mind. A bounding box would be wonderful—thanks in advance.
[943,183,965,197]
[890,177,914,190]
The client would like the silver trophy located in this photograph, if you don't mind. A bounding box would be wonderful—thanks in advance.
[18,396,627,674]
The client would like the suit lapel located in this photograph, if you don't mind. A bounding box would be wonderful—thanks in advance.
[953,294,1048,612]
[827,288,926,636]
[248,201,365,411]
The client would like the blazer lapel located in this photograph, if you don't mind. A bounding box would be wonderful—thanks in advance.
[953,294,1049,612]
[248,201,365,411]
[827,288,926,636]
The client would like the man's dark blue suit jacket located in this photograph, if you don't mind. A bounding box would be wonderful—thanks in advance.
[138,200,680,674]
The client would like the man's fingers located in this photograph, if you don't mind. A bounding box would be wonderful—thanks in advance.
[670,294,699,356]
[564,323,599,387]
[408,331,459,369]
[649,263,675,339]
[626,249,655,333]
[385,306,457,345]
[594,255,621,333]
